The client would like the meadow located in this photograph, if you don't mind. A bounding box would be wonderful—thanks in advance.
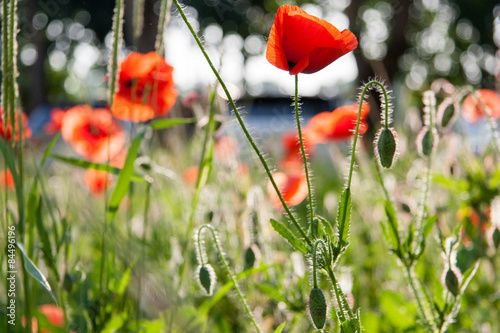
[1,0,499,332]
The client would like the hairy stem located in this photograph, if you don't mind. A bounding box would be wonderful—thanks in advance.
[172,0,311,247]
[294,75,315,228]
[199,225,262,333]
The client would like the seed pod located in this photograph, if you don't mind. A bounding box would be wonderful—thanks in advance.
[493,228,500,249]
[197,264,216,296]
[444,268,460,297]
[375,127,398,168]
[437,97,458,129]
[417,126,439,158]
[244,245,257,270]
[309,287,327,330]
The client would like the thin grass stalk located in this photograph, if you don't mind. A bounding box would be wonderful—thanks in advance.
[172,0,311,247]
[198,225,262,333]
[294,75,314,228]
[132,0,144,44]
[155,0,172,57]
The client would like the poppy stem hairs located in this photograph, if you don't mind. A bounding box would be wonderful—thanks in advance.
[294,75,315,228]
[195,225,262,333]
[172,0,311,247]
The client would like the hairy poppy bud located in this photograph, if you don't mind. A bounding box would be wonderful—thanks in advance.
[197,265,216,296]
[444,268,460,297]
[437,97,458,129]
[309,287,327,330]
[375,127,398,168]
[417,126,439,158]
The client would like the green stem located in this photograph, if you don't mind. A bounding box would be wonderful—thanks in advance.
[325,266,353,321]
[172,0,311,247]
[404,264,435,331]
[108,0,123,109]
[155,0,172,57]
[199,225,262,333]
[294,75,315,228]
[312,240,326,289]
[21,254,32,333]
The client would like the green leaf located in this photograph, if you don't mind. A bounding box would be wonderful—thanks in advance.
[0,137,25,229]
[101,312,127,333]
[336,188,352,247]
[341,318,360,333]
[51,155,148,183]
[384,201,400,249]
[270,218,308,254]
[150,117,196,130]
[34,197,58,279]
[316,215,334,240]
[423,215,437,238]
[41,132,60,167]
[273,322,286,333]
[17,243,57,304]
[107,129,146,224]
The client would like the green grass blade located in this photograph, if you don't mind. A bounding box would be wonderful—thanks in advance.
[34,197,58,279]
[273,323,286,333]
[270,218,308,254]
[51,155,148,184]
[150,117,196,130]
[17,242,57,305]
[106,129,146,224]
[0,137,25,230]
[41,132,60,167]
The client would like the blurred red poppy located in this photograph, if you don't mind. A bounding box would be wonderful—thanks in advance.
[306,102,370,143]
[214,136,240,162]
[462,89,500,123]
[61,105,125,162]
[45,107,66,134]
[0,108,32,141]
[267,170,308,209]
[23,304,75,333]
[183,165,199,186]
[113,52,178,122]
[266,5,357,75]
[0,169,14,189]
[84,169,111,197]
[279,131,315,171]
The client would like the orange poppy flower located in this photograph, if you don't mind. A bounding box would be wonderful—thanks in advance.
[0,108,32,141]
[45,107,66,134]
[279,131,315,171]
[61,105,125,162]
[462,89,500,123]
[0,169,14,189]
[214,136,240,162]
[182,165,199,186]
[266,5,357,75]
[113,52,178,122]
[306,102,370,143]
[267,170,308,209]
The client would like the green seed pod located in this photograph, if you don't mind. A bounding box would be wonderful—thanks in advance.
[309,287,327,330]
[417,126,439,158]
[493,228,500,249]
[375,127,398,168]
[444,269,460,297]
[437,98,458,129]
[244,246,256,270]
[197,264,216,296]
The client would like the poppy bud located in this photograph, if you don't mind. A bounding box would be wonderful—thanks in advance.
[417,126,439,158]
[375,127,398,168]
[244,245,260,270]
[437,97,458,129]
[308,287,327,330]
[197,264,216,296]
[493,228,500,249]
[444,268,460,297]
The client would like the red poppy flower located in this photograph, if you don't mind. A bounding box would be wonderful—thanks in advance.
[84,169,111,196]
[0,108,32,141]
[215,136,240,162]
[45,107,66,134]
[305,102,370,143]
[183,165,199,186]
[23,304,75,333]
[61,105,125,162]
[279,131,315,171]
[462,89,500,123]
[113,52,178,122]
[266,5,357,75]
[0,169,14,189]
[267,170,308,209]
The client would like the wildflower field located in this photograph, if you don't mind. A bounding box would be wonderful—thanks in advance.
[1,0,500,332]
